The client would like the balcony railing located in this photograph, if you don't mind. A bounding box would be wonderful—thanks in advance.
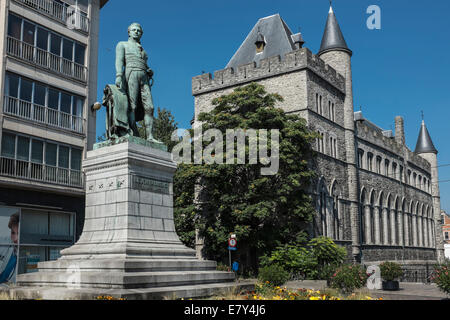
[6,36,87,82]
[0,157,83,188]
[3,96,85,134]
[13,0,89,33]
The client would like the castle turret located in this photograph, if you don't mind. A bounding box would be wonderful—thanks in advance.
[318,5,360,261]
[415,120,444,261]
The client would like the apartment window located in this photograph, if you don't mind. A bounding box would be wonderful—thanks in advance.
[6,14,87,80]
[0,132,83,187]
[4,72,85,133]
[367,153,374,171]
[36,27,49,51]
[445,232,449,241]
[7,14,21,39]
[1,133,16,159]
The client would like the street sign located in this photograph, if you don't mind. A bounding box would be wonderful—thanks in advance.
[228,238,237,248]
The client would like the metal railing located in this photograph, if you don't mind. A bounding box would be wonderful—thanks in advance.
[0,157,83,188]
[3,96,85,134]
[6,36,87,82]
[13,0,89,33]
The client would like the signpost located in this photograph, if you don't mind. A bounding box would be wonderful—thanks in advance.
[228,234,237,271]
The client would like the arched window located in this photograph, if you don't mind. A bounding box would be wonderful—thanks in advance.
[370,191,376,243]
[360,189,367,244]
[379,192,384,244]
[358,149,365,169]
[318,180,328,237]
[394,198,399,245]
[387,195,392,244]
[402,199,407,245]
[331,182,340,240]
[409,202,414,246]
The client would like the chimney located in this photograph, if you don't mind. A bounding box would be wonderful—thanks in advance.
[395,116,405,145]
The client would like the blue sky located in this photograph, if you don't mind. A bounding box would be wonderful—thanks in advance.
[96,0,450,213]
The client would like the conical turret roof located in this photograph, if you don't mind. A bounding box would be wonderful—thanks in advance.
[318,6,352,56]
[415,121,438,154]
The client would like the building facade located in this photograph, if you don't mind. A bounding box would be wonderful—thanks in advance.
[192,6,445,279]
[0,0,107,279]
[443,211,450,259]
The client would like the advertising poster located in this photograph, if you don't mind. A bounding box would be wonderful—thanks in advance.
[0,207,20,286]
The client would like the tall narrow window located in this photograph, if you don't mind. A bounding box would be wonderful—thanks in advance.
[376,157,382,174]
[22,21,35,45]
[392,162,398,180]
[45,143,57,167]
[1,133,16,158]
[358,149,365,169]
[36,27,49,51]
[17,136,30,161]
[319,96,323,115]
[58,146,70,169]
[8,14,22,39]
[31,140,44,164]
[74,43,85,65]
[34,83,46,107]
[20,79,33,103]
[385,160,390,177]
[5,73,19,98]
[367,153,374,171]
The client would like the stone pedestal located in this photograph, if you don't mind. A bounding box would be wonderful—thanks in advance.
[10,141,241,300]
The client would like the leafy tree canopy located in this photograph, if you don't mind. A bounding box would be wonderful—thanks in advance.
[173,83,318,272]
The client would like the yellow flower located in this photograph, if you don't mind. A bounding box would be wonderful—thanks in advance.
[309,296,320,300]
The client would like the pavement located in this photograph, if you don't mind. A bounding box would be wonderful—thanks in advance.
[284,280,449,300]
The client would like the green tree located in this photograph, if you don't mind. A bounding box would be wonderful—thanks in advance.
[173,83,318,273]
[139,107,179,151]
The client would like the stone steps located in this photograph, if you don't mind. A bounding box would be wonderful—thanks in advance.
[37,259,217,272]
[18,270,235,290]
[9,280,257,300]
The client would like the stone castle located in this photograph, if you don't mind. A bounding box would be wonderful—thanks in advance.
[192,6,444,278]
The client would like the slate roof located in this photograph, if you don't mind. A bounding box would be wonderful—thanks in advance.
[100,0,109,8]
[226,14,296,70]
[415,121,438,154]
[318,6,352,56]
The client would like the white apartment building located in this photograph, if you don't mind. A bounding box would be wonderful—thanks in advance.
[0,0,108,280]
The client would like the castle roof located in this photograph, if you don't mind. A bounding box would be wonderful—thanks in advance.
[226,14,296,70]
[318,6,352,56]
[415,120,438,154]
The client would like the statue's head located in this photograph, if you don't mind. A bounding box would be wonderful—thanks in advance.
[128,23,143,41]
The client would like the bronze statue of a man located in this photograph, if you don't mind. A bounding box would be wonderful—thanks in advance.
[115,22,156,142]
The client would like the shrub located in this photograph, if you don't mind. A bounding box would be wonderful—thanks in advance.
[379,262,403,281]
[431,260,450,295]
[308,237,347,268]
[260,245,319,279]
[257,264,290,287]
[260,237,347,281]
[329,264,368,294]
